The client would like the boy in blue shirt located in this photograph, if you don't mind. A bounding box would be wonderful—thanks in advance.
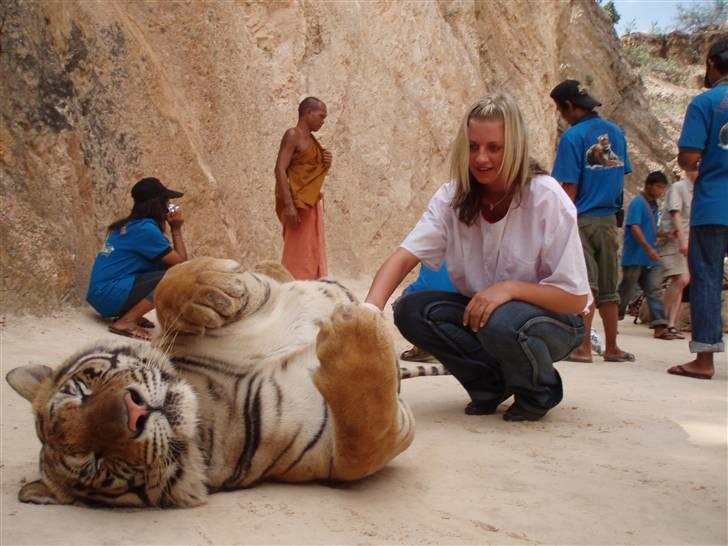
[617,171,674,339]
[668,38,728,380]
[551,80,634,362]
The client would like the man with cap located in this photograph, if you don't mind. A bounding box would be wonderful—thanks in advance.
[550,79,634,363]
[667,37,728,380]
[86,177,188,341]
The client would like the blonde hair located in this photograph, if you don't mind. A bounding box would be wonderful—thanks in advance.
[449,92,534,225]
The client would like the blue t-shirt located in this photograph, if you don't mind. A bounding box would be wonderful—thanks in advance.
[86,219,171,317]
[622,195,659,267]
[404,262,457,295]
[678,83,728,226]
[552,113,633,217]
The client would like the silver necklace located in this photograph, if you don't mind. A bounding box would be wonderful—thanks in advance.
[483,191,511,211]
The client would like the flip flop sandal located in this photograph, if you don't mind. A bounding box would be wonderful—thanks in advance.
[603,351,636,362]
[654,331,678,340]
[667,326,685,339]
[667,364,712,380]
[400,347,437,363]
[108,325,151,342]
[564,354,593,363]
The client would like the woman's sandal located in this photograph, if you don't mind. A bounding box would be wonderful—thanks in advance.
[400,346,437,363]
[666,326,685,339]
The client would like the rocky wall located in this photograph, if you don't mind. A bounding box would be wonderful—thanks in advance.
[0,0,673,313]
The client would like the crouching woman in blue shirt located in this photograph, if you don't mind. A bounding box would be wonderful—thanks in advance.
[87,177,188,341]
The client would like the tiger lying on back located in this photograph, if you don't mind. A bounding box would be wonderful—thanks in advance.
[6,257,416,508]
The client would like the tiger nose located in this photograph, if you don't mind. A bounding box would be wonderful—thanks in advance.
[123,391,150,433]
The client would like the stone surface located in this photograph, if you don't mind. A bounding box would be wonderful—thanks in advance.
[1,0,675,313]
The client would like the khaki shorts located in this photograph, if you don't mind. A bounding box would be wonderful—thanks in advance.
[578,215,620,306]
[660,251,688,277]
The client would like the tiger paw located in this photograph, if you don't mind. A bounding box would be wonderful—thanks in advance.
[155,257,249,335]
[315,303,397,386]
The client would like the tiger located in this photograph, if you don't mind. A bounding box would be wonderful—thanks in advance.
[6,257,425,508]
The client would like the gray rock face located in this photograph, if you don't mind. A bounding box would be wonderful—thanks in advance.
[1,0,672,313]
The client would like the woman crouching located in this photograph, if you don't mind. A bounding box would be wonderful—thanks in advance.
[365,92,591,421]
[86,177,188,341]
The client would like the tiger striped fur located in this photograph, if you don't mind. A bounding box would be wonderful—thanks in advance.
[6,258,416,508]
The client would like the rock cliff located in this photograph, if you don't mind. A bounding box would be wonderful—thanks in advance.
[1,0,675,313]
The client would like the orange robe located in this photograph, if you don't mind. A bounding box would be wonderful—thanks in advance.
[276,136,329,280]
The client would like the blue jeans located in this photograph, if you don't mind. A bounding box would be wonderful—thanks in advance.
[617,265,668,327]
[688,225,728,353]
[393,291,585,416]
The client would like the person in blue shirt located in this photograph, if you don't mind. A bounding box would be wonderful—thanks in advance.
[87,177,188,341]
[668,38,728,380]
[617,171,674,339]
[399,262,457,362]
[550,79,634,362]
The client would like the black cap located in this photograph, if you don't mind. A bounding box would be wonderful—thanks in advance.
[131,177,184,203]
[708,37,728,61]
[550,79,602,109]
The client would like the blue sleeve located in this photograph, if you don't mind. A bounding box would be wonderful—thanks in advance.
[625,197,644,227]
[623,141,633,175]
[552,132,582,185]
[678,96,709,151]
[130,221,171,261]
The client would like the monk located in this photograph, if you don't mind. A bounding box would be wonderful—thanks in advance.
[274,96,332,279]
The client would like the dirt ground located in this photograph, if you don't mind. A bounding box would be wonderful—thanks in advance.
[1,286,726,546]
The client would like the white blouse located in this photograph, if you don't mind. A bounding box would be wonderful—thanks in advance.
[401,175,593,311]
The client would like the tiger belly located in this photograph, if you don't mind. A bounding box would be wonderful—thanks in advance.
[173,348,336,490]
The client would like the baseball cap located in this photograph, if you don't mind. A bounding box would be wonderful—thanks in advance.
[708,37,728,61]
[550,79,602,109]
[131,177,184,203]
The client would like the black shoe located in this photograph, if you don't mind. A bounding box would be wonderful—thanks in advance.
[464,393,511,415]
[502,403,546,422]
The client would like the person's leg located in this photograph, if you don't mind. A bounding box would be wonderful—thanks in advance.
[639,266,669,336]
[664,272,689,329]
[570,219,598,361]
[111,270,167,340]
[315,200,328,278]
[394,291,508,410]
[617,265,640,320]
[595,217,632,360]
[280,206,319,280]
[476,301,585,420]
[669,226,728,378]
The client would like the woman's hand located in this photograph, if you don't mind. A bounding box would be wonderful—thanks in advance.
[167,206,185,230]
[463,281,515,332]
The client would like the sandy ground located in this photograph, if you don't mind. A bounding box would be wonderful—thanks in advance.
[1,284,726,546]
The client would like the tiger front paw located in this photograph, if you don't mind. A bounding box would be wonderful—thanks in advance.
[155,257,249,335]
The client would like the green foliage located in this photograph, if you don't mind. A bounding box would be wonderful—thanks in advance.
[674,0,728,32]
[624,43,685,84]
[603,0,621,25]
[585,74,595,87]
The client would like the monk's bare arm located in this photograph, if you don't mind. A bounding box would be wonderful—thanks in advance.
[275,128,301,225]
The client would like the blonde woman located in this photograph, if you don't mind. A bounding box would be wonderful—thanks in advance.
[365,93,591,421]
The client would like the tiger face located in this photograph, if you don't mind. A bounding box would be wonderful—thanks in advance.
[6,342,208,508]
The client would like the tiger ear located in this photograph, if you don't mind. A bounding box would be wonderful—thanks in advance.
[6,365,53,402]
[18,480,59,504]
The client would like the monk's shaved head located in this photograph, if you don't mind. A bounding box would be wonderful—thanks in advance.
[298,97,325,117]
